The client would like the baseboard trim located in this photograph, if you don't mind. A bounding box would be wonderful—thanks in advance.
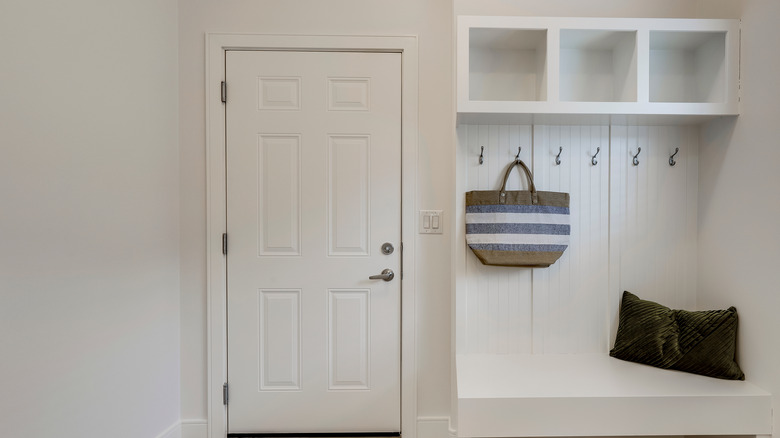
[176,418,447,438]
[448,424,457,438]
[417,417,452,438]
[156,421,182,438]
[182,419,208,438]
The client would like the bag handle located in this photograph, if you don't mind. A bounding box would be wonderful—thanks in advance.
[499,159,538,205]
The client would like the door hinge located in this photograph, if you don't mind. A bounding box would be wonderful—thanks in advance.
[223,383,229,405]
[222,233,228,255]
[221,81,227,103]
[738,79,742,102]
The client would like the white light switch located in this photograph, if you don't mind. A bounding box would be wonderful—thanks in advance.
[419,210,443,234]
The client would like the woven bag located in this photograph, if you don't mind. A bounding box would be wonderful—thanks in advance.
[465,159,570,267]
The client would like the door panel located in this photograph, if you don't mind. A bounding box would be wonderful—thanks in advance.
[226,50,401,434]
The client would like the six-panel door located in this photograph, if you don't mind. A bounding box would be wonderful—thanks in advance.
[225,50,402,434]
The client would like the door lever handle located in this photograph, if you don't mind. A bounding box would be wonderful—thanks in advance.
[369,268,394,282]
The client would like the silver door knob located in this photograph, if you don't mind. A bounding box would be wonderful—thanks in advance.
[369,268,394,282]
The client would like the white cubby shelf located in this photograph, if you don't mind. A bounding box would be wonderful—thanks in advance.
[457,16,740,123]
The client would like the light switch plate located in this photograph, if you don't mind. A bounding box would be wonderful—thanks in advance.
[419,210,443,234]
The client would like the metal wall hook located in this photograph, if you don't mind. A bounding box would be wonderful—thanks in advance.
[515,146,522,162]
[555,147,563,165]
[479,146,484,165]
[591,147,601,166]
[669,147,680,166]
[632,147,642,166]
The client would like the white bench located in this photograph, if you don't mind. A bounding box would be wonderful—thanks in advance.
[457,353,772,437]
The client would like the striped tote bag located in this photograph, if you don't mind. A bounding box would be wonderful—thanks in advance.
[465,159,570,267]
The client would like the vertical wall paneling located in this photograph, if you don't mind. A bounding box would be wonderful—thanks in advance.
[684,128,699,312]
[457,122,698,355]
[460,124,533,354]
[532,125,610,354]
[608,125,627,340]
[609,125,698,343]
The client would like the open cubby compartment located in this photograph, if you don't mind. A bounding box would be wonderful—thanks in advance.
[469,28,547,101]
[650,30,727,103]
[560,29,637,102]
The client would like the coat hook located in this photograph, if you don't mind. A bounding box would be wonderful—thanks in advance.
[632,147,642,166]
[479,146,484,165]
[669,147,680,166]
[555,147,563,165]
[515,146,522,162]
[591,147,601,166]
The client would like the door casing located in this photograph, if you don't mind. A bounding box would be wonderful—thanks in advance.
[206,34,419,438]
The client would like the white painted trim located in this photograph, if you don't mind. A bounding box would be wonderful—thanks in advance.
[206,33,419,438]
[156,421,182,438]
[155,420,209,438]
[417,416,454,438]
[182,419,209,438]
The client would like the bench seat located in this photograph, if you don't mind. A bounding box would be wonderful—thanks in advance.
[456,353,772,437]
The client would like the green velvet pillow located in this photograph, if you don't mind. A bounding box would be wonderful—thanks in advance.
[610,291,745,380]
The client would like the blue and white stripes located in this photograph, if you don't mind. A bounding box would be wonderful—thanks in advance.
[466,204,570,253]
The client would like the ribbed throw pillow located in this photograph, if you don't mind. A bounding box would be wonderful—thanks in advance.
[610,291,745,380]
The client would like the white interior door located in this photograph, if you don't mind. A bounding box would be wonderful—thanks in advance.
[225,50,401,434]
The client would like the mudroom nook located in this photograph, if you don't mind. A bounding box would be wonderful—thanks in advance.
[454,15,772,438]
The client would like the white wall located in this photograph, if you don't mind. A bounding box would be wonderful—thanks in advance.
[177,0,454,432]
[697,0,780,435]
[0,0,181,436]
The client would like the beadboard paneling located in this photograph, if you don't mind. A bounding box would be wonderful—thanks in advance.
[460,124,534,354]
[456,123,698,355]
[532,125,610,354]
[609,125,699,343]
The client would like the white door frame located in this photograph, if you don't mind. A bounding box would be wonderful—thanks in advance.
[206,34,418,438]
